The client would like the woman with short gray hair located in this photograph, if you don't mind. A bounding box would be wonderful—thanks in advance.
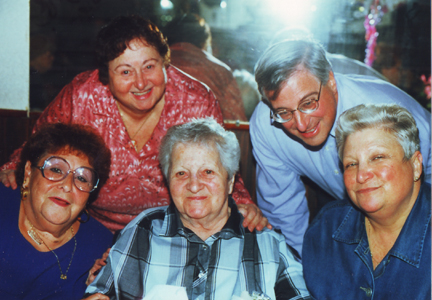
[335,103,421,162]
[159,117,240,181]
[302,103,430,299]
[84,118,310,300]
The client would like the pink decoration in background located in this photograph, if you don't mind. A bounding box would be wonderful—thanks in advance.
[420,74,431,99]
[364,0,387,66]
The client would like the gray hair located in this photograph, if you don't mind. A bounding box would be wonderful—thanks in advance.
[254,38,332,103]
[335,104,420,161]
[159,118,240,182]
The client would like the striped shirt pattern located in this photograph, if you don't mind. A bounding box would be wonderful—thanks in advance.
[85,198,310,300]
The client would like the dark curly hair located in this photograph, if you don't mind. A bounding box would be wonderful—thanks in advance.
[95,15,170,85]
[15,123,111,205]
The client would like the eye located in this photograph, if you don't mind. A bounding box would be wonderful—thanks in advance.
[344,162,357,170]
[122,70,130,75]
[76,176,89,183]
[176,171,185,176]
[205,170,213,175]
[49,167,64,174]
[146,65,153,69]
[300,99,317,110]
[372,155,385,161]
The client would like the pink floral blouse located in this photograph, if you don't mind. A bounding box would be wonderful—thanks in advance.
[2,66,252,231]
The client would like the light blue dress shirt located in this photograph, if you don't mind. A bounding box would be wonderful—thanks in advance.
[249,73,431,254]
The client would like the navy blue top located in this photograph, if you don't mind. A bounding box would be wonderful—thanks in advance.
[302,183,431,300]
[0,185,113,300]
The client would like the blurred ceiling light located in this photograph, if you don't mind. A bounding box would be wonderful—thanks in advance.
[266,0,317,27]
[220,1,227,9]
[160,0,173,10]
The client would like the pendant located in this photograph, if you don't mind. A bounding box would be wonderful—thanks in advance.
[28,229,43,245]
[131,140,138,152]
[60,274,67,280]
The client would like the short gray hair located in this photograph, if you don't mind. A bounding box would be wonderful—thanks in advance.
[159,118,240,181]
[254,38,332,103]
[335,104,420,161]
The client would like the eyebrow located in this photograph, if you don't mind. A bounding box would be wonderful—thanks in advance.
[112,58,159,71]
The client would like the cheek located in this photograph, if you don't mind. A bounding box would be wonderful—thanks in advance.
[343,171,356,191]
[110,77,132,95]
[150,71,166,88]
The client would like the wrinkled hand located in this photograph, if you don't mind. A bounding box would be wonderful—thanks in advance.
[81,293,109,300]
[86,248,110,286]
[237,203,272,232]
[0,169,17,189]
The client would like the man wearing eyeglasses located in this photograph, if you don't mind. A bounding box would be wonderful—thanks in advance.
[250,38,431,255]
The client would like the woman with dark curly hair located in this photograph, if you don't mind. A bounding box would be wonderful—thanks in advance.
[0,123,113,300]
[0,15,265,235]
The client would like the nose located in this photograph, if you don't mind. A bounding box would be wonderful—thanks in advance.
[356,163,373,183]
[292,111,308,132]
[187,175,203,193]
[135,71,147,90]
[60,172,74,192]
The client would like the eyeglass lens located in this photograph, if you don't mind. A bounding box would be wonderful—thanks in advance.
[43,157,97,192]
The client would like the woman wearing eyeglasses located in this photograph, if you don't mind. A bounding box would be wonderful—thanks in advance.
[0,123,113,300]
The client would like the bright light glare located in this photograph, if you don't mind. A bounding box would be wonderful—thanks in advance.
[220,1,227,9]
[266,0,316,27]
[160,0,173,10]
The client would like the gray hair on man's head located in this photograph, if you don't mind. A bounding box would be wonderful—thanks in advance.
[159,118,240,181]
[335,103,420,161]
[254,38,332,103]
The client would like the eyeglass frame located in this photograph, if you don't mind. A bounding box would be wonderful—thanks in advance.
[270,82,323,124]
[33,156,100,193]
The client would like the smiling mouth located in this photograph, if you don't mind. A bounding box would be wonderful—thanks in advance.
[50,197,70,207]
[357,187,379,194]
[132,89,151,96]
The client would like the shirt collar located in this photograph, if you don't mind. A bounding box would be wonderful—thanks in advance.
[333,183,431,267]
[329,74,343,138]
[160,196,244,240]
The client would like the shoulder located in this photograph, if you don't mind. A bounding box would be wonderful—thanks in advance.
[123,206,168,231]
[0,185,20,223]
[166,65,213,97]
[70,70,102,87]
[306,200,353,236]
[78,217,113,247]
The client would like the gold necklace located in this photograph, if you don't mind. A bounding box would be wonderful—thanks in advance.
[28,221,77,280]
[116,102,148,152]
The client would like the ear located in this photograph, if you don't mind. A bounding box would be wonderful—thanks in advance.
[410,151,423,180]
[23,161,32,188]
[227,175,235,195]
[327,71,338,101]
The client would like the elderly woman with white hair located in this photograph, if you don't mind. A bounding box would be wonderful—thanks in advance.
[302,104,431,299]
[83,118,310,300]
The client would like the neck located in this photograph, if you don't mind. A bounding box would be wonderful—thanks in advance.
[181,208,231,241]
[18,203,79,251]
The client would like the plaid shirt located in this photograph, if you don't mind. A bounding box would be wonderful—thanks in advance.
[85,198,310,300]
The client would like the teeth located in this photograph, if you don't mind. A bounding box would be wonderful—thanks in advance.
[133,90,150,96]
[305,126,317,133]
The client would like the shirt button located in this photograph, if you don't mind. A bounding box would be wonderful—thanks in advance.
[334,170,340,175]
[202,245,208,250]
[198,272,205,278]
[360,287,372,297]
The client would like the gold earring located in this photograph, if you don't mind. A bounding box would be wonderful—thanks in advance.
[21,188,29,200]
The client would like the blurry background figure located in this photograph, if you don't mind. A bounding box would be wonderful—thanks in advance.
[233,69,260,120]
[271,26,387,80]
[30,34,58,111]
[163,13,247,121]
